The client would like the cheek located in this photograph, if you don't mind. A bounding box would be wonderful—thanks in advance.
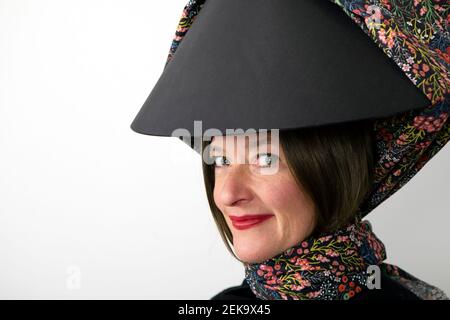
[265,177,316,239]
[262,176,308,213]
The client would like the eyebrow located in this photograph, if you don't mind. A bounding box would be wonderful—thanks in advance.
[209,138,271,153]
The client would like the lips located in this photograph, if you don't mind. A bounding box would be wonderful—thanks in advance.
[228,214,274,230]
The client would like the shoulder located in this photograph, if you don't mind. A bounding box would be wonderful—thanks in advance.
[352,270,422,300]
[210,279,258,300]
[210,272,423,300]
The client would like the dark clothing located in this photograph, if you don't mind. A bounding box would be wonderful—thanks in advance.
[211,272,421,300]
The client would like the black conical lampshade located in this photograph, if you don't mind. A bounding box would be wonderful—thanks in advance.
[130,0,430,152]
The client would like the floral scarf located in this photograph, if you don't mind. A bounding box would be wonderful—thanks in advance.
[165,0,450,299]
[243,220,448,300]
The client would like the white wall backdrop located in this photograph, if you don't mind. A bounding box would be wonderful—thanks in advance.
[0,0,449,299]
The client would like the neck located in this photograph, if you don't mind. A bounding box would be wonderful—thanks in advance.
[243,220,386,300]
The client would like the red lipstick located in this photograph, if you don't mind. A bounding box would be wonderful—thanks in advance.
[228,214,274,230]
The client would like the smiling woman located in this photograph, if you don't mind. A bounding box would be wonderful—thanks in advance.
[201,122,450,300]
[200,122,403,300]
[130,0,450,300]
[201,116,449,300]
[201,120,375,265]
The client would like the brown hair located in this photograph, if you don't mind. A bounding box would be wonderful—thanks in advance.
[201,120,375,260]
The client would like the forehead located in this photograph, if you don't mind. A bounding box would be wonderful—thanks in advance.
[208,133,274,156]
[210,132,271,146]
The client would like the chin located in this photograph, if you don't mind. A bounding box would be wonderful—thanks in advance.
[233,239,279,264]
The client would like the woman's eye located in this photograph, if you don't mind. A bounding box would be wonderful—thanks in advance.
[210,154,278,168]
[255,153,278,167]
[211,156,230,167]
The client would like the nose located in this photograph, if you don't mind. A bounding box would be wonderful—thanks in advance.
[214,164,254,208]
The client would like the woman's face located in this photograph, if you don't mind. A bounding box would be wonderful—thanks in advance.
[209,133,316,264]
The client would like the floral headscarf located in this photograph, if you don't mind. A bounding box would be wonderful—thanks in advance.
[164,0,449,299]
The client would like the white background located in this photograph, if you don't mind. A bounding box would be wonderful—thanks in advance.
[0,0,449,299]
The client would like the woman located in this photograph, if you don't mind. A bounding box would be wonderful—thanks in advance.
[203,122,447,300]
[130,0,449,300]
